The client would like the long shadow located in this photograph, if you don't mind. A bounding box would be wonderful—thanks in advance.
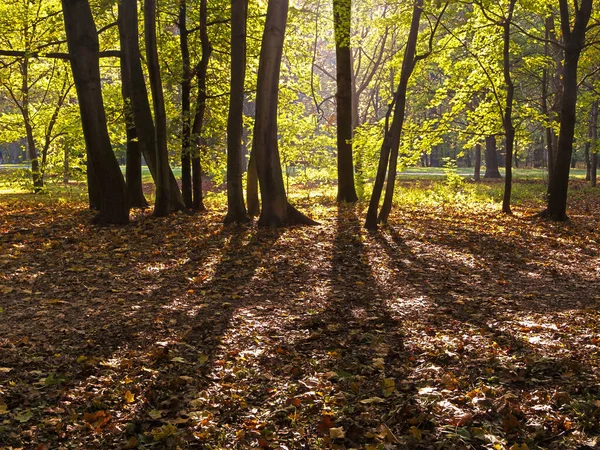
[284,206,413,448]
[374,225,600,446]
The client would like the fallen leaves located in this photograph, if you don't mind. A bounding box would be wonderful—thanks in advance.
[1,185,600,448]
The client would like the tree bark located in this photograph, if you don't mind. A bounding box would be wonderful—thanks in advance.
[501,0,516,215]
[484,135,501,178]
[333,0,358,203]
[246,151,260,216]
[253,0,317,227]
[179,0,193,209]
[145,0,170,217]
[474,143,481,181]
[224,0,250,224]
[118,0,185,211]
[542,0,592,220]
[62,0,129,225]
[591,101,598,187]
[189,0,211,212]
[120,31,148,208]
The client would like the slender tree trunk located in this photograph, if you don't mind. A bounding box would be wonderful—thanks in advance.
[591,101,598,187]
[190,0,211,212]
[224,0,250,223]
[145,0,170,217]
[365,0,423,229]
[62,0,129,225]
[63,140,69,184]
[333,0,358,203]
[474,143,481,181]
[254,0,316,227]
[542,0,592,220]
[119,0,185,211]
[20,58,43,192]
[180,0,193,209]
[121,31,148,208]
[585,107,592,181]
[501,0,516,215]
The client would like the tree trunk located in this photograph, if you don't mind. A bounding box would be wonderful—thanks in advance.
[333,0,358,203]
[591,101,598,187]
[501,0,516,215]
[62,0,129,225]
[365,0,423,229]
[484,135,501,178]
[585,117,591,181]
[121,34,148,208]
[190,0,211,212]
[542,0,592,220]
[474,143,481,181]
[224,0,250,224]
[246,151,260,216]
[118,0,185,211]
[253,0,316,227]
[145,0,170,217]
[179,0,193,209]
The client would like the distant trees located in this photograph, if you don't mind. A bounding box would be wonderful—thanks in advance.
[2,0,600,227]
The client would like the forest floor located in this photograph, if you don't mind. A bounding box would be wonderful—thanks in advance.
[1,179,600,449]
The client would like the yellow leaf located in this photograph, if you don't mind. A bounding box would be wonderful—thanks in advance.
[0,403,9,415]
[382,377,395,397]
[124,390,135,403]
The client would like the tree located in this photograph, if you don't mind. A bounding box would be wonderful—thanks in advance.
[224,0,250,224]
[484,135,502,178]
[541,0,593,220]
[253,0,317,227]
[118,0,186,212]
[333,0,358,203]
[189,0,212,212]
[179,0,193,209]
[0,0,73,192]
[144,0,170,217]
[365,0,446,229]
[119,9,147,209]
[61,0,129,225]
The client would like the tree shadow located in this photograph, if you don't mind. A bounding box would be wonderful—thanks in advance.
[284,205,411,448]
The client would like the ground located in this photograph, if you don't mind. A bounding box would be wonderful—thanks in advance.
[1,179,600,449]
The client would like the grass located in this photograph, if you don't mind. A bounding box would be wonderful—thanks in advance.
[1,165,596,215]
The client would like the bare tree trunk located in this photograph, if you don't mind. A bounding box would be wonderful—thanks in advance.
[333,0,358,203]
[254,0,317,227]
[145,0,170,217]
[542,0,592,221]
[62,0,129,225]
[224,0,250,223]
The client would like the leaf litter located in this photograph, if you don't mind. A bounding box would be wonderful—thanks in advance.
[0,186,600,449]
